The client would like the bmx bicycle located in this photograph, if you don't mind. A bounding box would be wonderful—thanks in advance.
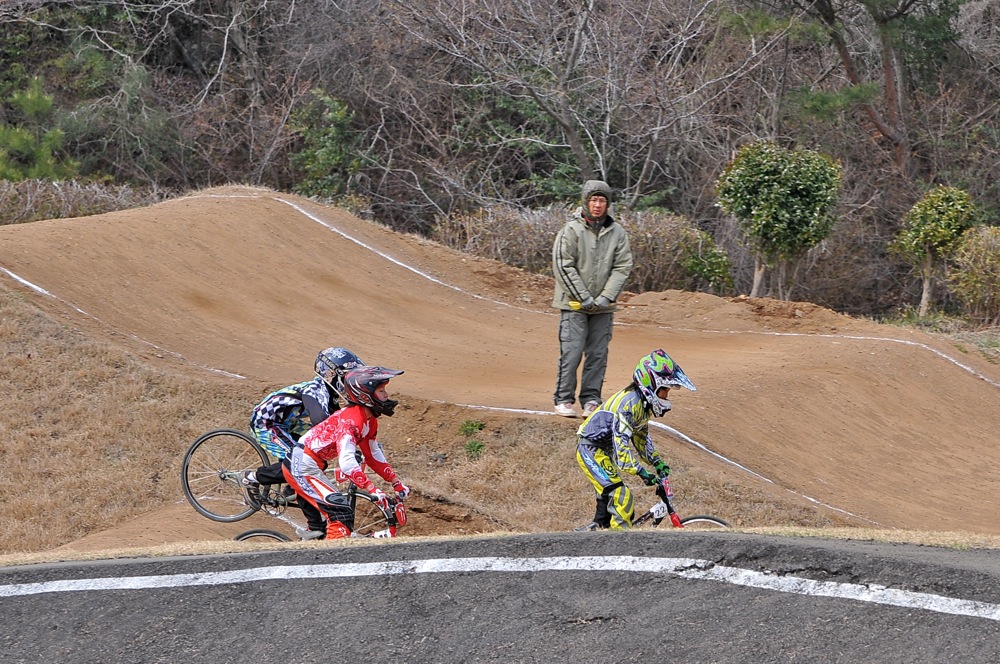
[181,428,405,541]
[633,481,730,530]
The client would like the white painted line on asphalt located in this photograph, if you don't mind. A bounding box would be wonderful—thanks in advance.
[2,556,998,622]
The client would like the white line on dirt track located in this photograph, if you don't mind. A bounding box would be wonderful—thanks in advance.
[0,267,245,379]
[448,401,867,523]
[2,556,998,622]
[276,197,540,315]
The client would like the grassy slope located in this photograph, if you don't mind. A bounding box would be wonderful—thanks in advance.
[0,286,263,552]
[3,282,875,557]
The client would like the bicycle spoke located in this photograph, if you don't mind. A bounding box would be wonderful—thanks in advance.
[351,492,395,537]
[181,429,269,523]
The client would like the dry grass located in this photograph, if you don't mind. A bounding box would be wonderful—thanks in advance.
[0,179,166,226]
[393,410,853,535]
[0,287,266,554]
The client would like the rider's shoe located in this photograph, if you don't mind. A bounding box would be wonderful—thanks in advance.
[240,470,262,506]
[573,521,604,532]
[295,527,324,541]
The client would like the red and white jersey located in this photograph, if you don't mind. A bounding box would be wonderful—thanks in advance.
[298,404,398,492]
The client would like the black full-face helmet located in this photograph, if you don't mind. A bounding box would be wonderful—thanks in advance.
[341,366,404,417]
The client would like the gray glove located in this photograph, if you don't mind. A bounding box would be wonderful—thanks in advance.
[578,296,596,311]
[595,295,612,309]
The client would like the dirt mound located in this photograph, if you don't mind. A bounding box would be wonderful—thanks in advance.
[620,290,883,335]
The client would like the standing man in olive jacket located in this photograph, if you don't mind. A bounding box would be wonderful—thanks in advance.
[552,180,634,418]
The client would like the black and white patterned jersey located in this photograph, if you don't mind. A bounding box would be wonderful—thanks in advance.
[250,377,336,440]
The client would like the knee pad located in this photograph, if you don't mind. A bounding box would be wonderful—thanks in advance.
[321,494,355,531]
[607,484,635,530]
[326,520,351,539]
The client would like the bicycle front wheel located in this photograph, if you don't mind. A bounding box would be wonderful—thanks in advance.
[350,491,397,537]
[234,529,292,542]
[679,515,730,530]
[181,428,269,522]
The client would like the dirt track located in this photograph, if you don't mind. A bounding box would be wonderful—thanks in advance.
[2,186,1000,548]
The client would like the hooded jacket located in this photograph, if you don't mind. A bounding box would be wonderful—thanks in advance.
[552,180,634,311]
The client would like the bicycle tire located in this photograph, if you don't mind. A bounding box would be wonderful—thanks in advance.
[181,428,269,522]
[233,528,292,542]
[350,490,397,537]
[679,515,730,530]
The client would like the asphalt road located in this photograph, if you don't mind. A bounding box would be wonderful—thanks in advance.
[2,532,999,663]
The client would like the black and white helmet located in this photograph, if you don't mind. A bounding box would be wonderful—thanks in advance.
[342,366,403,417]
[314,347,365,397]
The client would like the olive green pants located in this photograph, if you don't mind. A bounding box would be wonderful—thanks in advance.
[553,309,613,406]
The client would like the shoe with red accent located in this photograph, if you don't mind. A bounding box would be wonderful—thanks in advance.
[240,470,261,507]
[582,401,600,417]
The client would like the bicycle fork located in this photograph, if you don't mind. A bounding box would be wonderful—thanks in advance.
[651,484,685,528]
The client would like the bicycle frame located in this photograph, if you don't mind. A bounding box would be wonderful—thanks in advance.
[633,483,730,530]
[639,483,684,528]
[255,474,406,539]
[182,428,405,541]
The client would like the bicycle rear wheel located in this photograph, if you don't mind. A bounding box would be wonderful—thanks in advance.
[181,428,269,522]
[679,515,730,530]
[234,528,292,542]
[350,490,397,537]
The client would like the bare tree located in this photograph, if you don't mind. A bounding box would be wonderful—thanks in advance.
[375,0,790,211]
[1,0,313,187]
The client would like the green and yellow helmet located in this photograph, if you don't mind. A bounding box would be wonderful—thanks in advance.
[633,349,696,416]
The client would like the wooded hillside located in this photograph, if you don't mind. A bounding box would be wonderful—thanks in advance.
[1,0,998,316]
